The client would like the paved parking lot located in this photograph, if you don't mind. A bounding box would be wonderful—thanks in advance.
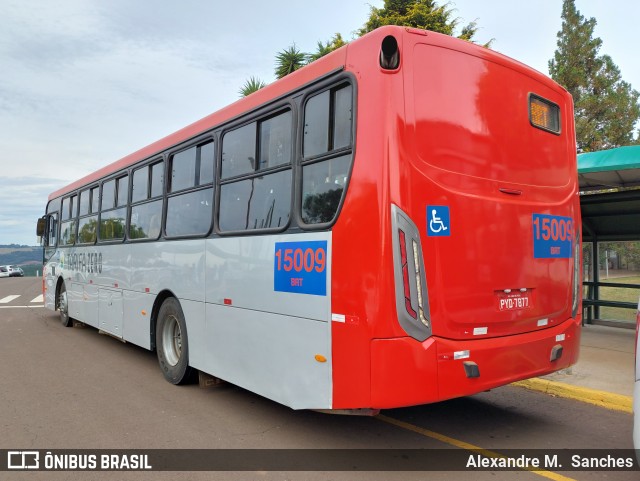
[0,277,636,480]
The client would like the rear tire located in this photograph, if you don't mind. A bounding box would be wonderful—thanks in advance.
[156,297,195,385]
[58,282,73,327]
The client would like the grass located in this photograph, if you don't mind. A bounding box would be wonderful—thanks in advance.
[585,274,640,322]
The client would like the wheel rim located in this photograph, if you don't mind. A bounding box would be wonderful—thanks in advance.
[162,314,182,366]
[59,290,68,318]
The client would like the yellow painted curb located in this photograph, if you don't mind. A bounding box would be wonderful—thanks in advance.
[513,378,632,414]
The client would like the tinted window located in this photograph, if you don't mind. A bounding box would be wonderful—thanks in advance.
[79,190,90,216]
[199,142,215,185]
[151,162,164,197]
[102,180,115,211]
[166,188,213,237]
[259,111,292,169]
[132,167,149,203]
[117,175,129,207]
[219,170,291,231]
[171,147,197,192]
[222,123,256,179]
[60,220,76,246]
[130,200,162,240]
[99,208,126,241]
[301,155,350,224]
[303,91,330,158]
[300,83,353,226]
[61,197,71,221]
[78,215,97,244]
[91,187,99,214]
[333,85,353,150]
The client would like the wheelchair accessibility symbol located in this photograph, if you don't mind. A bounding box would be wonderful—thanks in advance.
[427,206,450,236]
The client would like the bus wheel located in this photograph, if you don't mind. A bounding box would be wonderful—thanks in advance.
[58,283,72,328]
[156,297,194,385]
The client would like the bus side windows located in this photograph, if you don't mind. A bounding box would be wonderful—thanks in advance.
[166,141,215,237]
[301,83,353,225]
[99,176,127,242]
[130,163,163,240]
[218,110,292,232]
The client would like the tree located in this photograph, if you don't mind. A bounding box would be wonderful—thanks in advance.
[239,76,267,98]
[274,44,308,79]
[549,0,640,152]
[358,0,491,46]
[308,33,347,62]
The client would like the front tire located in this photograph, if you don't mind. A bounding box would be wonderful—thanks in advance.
[156,297,195,385]
[58,283,73,327]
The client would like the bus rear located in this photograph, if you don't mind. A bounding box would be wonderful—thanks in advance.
[334,27,581,409]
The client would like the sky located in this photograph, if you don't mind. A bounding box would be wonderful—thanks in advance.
[1,0,638,246]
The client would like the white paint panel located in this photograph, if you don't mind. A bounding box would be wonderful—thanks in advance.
[204,303,332,410]
[205,232,331,321]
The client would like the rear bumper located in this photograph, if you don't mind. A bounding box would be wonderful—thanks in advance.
[370,317,580,408]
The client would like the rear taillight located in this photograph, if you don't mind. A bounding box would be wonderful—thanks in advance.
[391,205,431,341]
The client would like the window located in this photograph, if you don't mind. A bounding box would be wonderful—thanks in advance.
[47,213,58,247]
[166,141,215,237]
[77,215,97,244]
[132,167,149,203]
[219,110,292,232]
[99,176,127,242]
[91,187,99,214]
[102,179,116,211]
[60,220,76,246]
[130,200,162,240]
[221,124,256,179]
[219,171,291,231]
[79,189,90,216]
[301,84,353,225]
[130,162,164,240]
[166,188,213,237]
[78,185,98,244]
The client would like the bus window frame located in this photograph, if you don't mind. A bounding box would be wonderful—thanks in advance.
[295,75,357,232]
[165,133,216,240]
[215,101,296,237]
[129,160,165,243]
[97,174,128,245]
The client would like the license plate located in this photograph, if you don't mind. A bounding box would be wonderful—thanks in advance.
[496,291,532,311]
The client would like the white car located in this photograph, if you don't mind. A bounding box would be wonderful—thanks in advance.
[635,297,640,465]
[0,266,9,278]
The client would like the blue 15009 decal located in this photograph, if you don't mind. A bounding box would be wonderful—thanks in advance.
[274,241,327,296]
[532,214,573,259]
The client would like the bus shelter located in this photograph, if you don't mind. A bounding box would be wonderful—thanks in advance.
[578,145,640,326]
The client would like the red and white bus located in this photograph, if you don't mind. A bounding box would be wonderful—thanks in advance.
[37,26,581,412]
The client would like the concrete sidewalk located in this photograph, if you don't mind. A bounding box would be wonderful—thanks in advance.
[514,323,636,412]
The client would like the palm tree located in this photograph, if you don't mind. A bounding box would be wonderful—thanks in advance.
[308,33,347,62]
[274,44,308,79]
[239,76,267,98]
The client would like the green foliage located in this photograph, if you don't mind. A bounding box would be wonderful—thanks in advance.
[549,0,640,152]
[275,44,308,79]
[239,76,267,98]
[308,33,347,62]
[358,0,491,46]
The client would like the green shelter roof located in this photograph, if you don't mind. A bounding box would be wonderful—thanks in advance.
[577,146,640,241]
[578,146,640,191]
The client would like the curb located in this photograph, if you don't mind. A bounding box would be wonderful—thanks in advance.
[513,378,633,414]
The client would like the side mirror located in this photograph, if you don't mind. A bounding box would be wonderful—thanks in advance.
[36,216,46,237]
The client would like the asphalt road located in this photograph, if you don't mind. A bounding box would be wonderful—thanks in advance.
[0,277,636,480]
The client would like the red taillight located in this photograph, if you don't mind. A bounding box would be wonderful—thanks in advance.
[391,205,431,341]
[399,229,417,319]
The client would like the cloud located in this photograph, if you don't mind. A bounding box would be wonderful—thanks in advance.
[0,176,67,245]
